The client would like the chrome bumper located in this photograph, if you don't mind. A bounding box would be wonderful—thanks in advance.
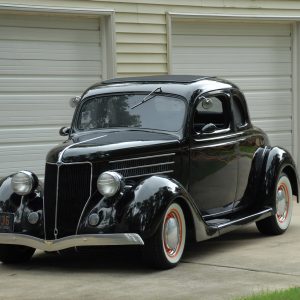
[0,233,144,251]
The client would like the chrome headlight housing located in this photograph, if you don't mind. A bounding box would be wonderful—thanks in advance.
[11,171,38,196]
[97,171,124,197]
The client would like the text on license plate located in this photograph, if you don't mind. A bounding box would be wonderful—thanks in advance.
[0,213,14,232]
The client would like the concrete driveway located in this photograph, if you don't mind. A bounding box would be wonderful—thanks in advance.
[0,203,299,300]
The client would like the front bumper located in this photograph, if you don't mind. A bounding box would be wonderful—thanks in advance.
[0,233,144,251]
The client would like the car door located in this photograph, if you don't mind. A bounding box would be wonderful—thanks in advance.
[231,90,265,210]
[189,90,239,217]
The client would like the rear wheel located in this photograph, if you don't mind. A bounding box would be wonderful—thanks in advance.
[0,245,35,264]
[256,173,293,235]
[143,202,186,269]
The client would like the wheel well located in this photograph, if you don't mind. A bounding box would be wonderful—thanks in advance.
[175,197,196,243]
[282,165,298,201]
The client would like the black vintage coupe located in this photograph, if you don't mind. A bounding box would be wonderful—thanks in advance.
[0,75,298,269]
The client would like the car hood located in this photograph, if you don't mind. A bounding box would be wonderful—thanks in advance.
[46,130,181,163]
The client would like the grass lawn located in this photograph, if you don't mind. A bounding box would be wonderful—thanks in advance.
[237,287,300,300]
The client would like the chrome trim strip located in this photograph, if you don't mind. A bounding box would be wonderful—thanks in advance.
[191,140,237,150]
[54,165,60,239]
[194,131,244,143]
[0,233,144,251]
[111,161,175,172]
[42,192,46,241]
[124,170,174,179]
[109,153,175,164]
[43,162,57,240]
[217,208,273,229]
[58,135,107,163]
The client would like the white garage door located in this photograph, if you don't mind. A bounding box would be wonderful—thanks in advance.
[0,14,104,177]
[172,20,293,152]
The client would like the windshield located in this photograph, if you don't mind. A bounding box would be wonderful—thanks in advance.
[76,93,186,132]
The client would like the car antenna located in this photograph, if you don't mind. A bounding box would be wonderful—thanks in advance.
[130,87,162,109]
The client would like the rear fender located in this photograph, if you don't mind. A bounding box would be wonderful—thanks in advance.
[260,147,299,208]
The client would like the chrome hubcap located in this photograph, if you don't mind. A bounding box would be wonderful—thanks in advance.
[277,189,286,216]
[276,185,289,222]
[164,215,180,255]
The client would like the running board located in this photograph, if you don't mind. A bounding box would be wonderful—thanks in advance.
[208,208,273,236]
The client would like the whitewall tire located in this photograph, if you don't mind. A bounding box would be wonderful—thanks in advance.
[143,202,186,269]
[256,173,293,235]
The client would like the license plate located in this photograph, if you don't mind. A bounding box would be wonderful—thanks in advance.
[0,213,14,233]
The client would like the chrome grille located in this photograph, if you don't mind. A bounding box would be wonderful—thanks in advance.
[44,162,92,239]
[109,153,175,179]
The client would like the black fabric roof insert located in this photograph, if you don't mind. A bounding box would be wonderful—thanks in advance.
[102,75,212,85]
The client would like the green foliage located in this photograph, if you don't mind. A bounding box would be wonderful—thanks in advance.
[237,287,300,300]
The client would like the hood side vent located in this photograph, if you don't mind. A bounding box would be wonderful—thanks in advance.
[108,153,175,179]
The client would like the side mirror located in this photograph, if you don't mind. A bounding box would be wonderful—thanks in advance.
[59,127,70,136]
[69,96,81,108]
[201,123,217,134]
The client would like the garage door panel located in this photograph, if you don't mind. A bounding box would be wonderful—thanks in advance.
[0,107,73,117]
[174,47,290,56]
[0,27,100,43]
[247,104,291,118]
[0,77,99,92]
[244,91,292,103]
[172,35,291,48]
[0,144,55,176]
[174,62,291,76]
[0,127,63,144]
[0,41,102,61]
[0,59,101,76]
[267,133,292,151]
[172,21,293,151]
[0,94,81,106]
[173,22,291,37]
[0,110,74,127]
[226,76,291,91]
[173,50,291,63]
[0,14,99,30]
[252,119,292,132]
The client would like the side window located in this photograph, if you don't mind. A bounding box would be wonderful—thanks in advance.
[232,96,246,128]
[193,94,231,134]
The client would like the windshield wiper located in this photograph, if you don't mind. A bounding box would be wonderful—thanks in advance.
[130,87,162,109]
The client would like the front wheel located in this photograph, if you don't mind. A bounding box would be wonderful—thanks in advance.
[0,245,35,264]
[142,202,186,269]
[256,173,293,235]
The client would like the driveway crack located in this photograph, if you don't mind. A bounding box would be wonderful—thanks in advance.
[181,260,300,277]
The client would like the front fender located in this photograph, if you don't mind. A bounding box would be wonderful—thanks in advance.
[0,175,21,213]
[0,175,44,237]
[260,146,299,207]
[119,176,216,240]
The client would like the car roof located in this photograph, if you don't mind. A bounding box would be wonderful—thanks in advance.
[82,75,239,101]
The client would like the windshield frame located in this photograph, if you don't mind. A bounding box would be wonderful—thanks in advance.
[71,91,188,135]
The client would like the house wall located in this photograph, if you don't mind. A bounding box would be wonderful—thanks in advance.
[0,0,300,169]
[1,0,300,78]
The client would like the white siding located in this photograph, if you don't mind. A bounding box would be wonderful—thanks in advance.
[0,14,103,177]
[172,20,293,152]
[115,12,168,77]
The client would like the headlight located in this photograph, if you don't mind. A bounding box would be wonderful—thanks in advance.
[11,171,37,196]
[97,171,124,197]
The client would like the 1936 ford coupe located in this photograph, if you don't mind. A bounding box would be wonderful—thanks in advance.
[0,75,298,269]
